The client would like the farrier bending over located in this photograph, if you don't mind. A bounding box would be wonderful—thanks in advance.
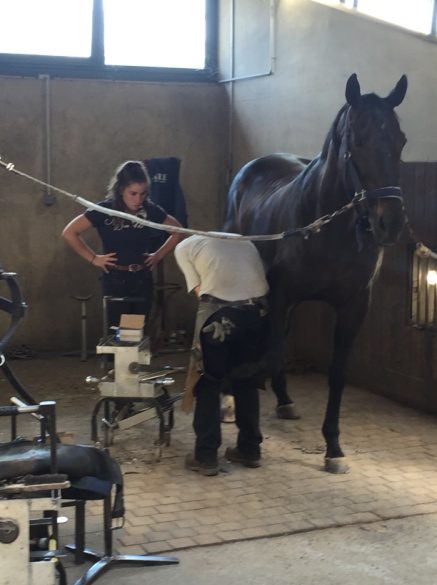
[175,234,270,476]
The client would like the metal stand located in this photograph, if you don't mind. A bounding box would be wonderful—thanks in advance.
[91,389,180,455]
[77,295,92,361]
[65,493,178,585]
[62,294,93,361]
[152,263,189,355]
[88,335,182,453]
[0,401,69,585]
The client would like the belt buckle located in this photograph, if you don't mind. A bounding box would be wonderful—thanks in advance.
[128,264,142,272]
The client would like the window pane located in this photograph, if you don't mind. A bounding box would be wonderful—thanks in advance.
[103,0,206,68]
[357,0,434,34]
[0,0,93,57]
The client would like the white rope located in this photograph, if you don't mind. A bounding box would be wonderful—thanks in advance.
[6,155,430,253]
[0,157,286,241]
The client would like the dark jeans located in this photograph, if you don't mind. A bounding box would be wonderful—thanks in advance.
[193,305,269,463]
[102,270,154,329]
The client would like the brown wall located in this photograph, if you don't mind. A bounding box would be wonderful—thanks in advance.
[0,77,228,351]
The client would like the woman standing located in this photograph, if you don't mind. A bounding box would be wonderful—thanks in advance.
[62,160,182,329]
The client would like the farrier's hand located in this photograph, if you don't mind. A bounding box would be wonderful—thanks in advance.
[143,252,161,270]
[92,253,118,273]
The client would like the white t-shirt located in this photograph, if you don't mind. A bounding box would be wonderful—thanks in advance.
[175,235,269,302]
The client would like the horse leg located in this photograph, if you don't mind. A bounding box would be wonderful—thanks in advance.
[323,291,370,474]
[268,296,300,420]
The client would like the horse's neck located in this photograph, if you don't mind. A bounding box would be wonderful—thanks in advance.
[287,150,350,224]
[316,147,352,215]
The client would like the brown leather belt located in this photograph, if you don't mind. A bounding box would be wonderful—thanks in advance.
[112,264,146,272]
[200,294,267,307]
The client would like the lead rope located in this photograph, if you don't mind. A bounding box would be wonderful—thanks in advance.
[1,155,436,257]
[402,205,437,260]
[0,155,365,242]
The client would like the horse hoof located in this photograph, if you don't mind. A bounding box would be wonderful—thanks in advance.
[324,457,350,474]
[221,410,236,423]
[276,403,301,420]
[221,395,235,423]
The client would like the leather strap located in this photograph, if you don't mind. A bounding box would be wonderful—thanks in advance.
[112,264,146,272]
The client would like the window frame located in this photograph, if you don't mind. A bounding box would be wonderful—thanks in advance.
[339,0,437,37]
[0,0,218,82]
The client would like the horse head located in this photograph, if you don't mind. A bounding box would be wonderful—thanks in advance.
[343,74,407,246]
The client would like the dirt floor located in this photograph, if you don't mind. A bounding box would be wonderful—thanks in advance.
[2,351,437,584]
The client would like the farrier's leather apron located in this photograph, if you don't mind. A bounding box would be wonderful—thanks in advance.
[181,298,229,413]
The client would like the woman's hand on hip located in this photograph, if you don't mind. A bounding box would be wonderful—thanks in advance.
[143,252,161,270]
[93,253,118,273]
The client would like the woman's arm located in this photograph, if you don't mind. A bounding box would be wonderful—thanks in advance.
[62,214,118,273]
[144,214,183,270]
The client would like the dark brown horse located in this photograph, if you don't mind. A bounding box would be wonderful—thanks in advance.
[224,74,408,473]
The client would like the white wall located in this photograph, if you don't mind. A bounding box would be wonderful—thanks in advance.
[219,0,437,175]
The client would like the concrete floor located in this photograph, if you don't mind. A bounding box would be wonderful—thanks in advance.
[64,513,437,585]
[1,354,437,584]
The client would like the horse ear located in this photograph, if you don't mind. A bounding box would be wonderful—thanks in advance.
[385,75,408,108]
[345,73,361,107]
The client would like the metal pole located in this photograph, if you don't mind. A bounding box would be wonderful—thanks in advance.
[80,300,87,361]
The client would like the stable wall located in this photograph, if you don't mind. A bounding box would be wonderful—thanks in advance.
[0,77,228,351]
[219,0,437,167]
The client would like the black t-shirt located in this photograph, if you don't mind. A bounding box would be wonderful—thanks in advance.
[85,199,167,265]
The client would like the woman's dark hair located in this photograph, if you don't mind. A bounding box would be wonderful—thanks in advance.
[106,160,151,211]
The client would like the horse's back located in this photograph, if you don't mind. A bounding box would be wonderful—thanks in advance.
[224,154,306,233]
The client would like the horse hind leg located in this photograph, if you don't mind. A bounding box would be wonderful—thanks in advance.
[272,369,300,419]
[267,298,300,420]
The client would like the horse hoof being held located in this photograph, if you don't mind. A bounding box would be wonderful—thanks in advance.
[224,73,408,473]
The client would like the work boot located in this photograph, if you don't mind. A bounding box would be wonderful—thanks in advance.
[184,453,220,476]
[225,446,261,468]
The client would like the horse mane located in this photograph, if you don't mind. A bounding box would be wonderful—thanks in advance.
[321,104,348,159]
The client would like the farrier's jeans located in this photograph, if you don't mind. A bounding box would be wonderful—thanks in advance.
[193,305,269,463]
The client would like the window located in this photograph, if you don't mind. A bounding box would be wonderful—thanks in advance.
[103,0,206,69]
[357,0,435,34]
[0,1,93,57]
[0,0,216,82]
[410,247,437,329]
[337,0,437,36]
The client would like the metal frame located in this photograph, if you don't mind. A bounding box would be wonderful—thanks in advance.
[409,245,437,330]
